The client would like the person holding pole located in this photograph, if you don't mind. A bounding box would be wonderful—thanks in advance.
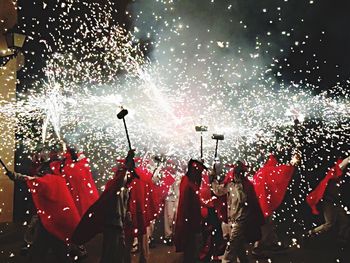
[175,159,207,263]
[211,161,264,263]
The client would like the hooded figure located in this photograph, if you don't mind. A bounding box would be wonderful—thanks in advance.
[61,147,99,217]
[174,159,207,263]
[72,150,136,263]
[6,159,80,263]
[199,162,227,261]
[212,161,264,263]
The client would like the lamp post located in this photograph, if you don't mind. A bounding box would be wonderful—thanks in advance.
[0,26,27,67]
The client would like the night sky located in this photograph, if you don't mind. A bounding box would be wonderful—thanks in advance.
[17,0,350,93]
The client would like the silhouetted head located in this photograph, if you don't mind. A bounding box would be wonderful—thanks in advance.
[186,159,207,185]
[38,161,53,176]
[67,147,79,162]
[233,160,248,181]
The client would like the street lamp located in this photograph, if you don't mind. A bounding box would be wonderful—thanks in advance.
[5,29,27,50]
[1,25,27,67]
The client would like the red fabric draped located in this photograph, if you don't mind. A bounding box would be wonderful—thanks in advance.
[126,176,149,237]
[252,155,295,218]
[174,176,202,252]
[123,166,150,237]
[156,167,176,201]
[199,172,226,261]
[306,160,343,215]
[71,171,126,245]
[129,165,175,230]
[199,172,227,222]
[62,153,99,216]
[212,195,227,223]
[199,172,214,218]
[27,175,81,242]
[135,166,158,224]
[223,168,234,185]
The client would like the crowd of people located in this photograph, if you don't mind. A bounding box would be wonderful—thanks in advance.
[4,139,350,263]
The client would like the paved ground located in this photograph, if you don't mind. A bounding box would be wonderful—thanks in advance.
[0,223,349,263]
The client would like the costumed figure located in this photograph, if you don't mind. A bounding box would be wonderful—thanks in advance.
[199,161,227,262]
[163,167,180,245]
[174,159,207,263]
[20,149,50,255]
[211,161,264,263]
[306,156,350,245]
[124,159,155,263]
[60,144,99,217]
[71,150,136,263]
[53,142,99,259]
[251,152,300,257]
[6,161,81,263]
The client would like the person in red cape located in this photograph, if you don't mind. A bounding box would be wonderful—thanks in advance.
[251,152,300,256]
[71,150,136,263]
[174,159,207,263]
[306,156,350,243]
[61,146,99,217]
[199,162,227,262]
[163,163,180,246]
[157,161,177,202]
[149,159,177,221]
[252,153,300,218]
[7,161,80,263]
[50,143,99,260]
[125,164,151,263]
[20,150,49,256]
[144,158,177,248]
[211,160,264,263]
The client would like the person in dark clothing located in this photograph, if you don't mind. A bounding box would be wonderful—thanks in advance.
[306,157,350,244]
[100,150,135,263]
[174,159,207,263]
[212,161,264,263]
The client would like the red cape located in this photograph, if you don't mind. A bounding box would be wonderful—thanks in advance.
[174,176,202,252]
[199,172,227,260]
[252,155,295,218]
[156,167,176,201]
[200,172,214,210]
[199,172,227,223]
[62,153,99,216]
[126,175,149,237]
[71,171,126,245]
[128,165,175,235]
[306,160,343,215]
[27,174,81,242]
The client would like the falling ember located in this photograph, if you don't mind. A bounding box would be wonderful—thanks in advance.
[0,2,349,262]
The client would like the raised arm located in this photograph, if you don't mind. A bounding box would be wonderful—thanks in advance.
[6,171,35,182]
[211,180,228,196]
[339,156,350,170]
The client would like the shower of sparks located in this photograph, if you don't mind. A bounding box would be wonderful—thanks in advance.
[0,0,350,241]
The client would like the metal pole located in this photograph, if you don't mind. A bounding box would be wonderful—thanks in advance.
[214,139,219,158]
[123,117,132,150]
[200,132,203,159]
[0,158,9,173]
